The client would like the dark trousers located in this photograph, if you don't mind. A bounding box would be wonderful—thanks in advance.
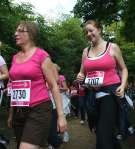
[116,96,131,138]
[48,109,63,148]
[71,96,79,117]
[96,95,121,149]
[79,96,86,121]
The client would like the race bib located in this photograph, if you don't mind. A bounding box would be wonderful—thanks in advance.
[11,80,31,107]
[85,71,104,87]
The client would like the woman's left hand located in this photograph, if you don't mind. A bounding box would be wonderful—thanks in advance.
[57,115,67,133]
[115,85,125,97]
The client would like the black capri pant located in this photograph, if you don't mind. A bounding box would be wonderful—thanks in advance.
[96,95,120,149]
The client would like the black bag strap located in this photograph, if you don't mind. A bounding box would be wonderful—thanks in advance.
[100,41,110,56]
[105,41,110,51]
[87,41,110,57]
[87,45,91,57]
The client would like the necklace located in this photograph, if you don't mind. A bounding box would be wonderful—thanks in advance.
[90,41,106,57]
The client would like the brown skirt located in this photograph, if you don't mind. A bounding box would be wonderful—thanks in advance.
[13,100,52,148]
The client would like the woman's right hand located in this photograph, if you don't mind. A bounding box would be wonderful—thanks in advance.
[57,115,67,133]
[76,72,85,83]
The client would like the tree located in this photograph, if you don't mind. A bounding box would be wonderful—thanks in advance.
[121,0,135,42]
[0,0,36,68]
[73,0,118,24]
[0,0,35,46]
[46,17,87,81]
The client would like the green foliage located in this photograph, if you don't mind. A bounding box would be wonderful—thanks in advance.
[119,42,135,76]
[73,0,118,24]
[121,0,135,42]
[0,0,35,46]
[0,0,135,82]
[44,17,87,81]
[103,20,135,76]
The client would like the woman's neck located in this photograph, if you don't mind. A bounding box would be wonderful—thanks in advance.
[91,38,104,48]
[21,43,36,53]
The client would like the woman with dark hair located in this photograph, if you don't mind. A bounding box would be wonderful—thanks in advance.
[8,21,67,149]
[77,20,128,149]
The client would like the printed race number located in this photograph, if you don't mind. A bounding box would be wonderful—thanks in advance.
[87,78,99,86]
[12,89,26,100]
[11,80,31,106]
[85,71,104,87]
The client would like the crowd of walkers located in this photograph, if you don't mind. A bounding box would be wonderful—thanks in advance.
[0,20,135,149]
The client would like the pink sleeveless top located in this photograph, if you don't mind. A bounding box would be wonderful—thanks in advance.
[83,43,120,87]
[9,48,50,106]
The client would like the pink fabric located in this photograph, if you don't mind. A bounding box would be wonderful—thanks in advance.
[58,75,65,88]
[79,85,86,96]
[9,48,50,106]
[83,44,120,86]
[70,86,78,97]
[59,75,65,82]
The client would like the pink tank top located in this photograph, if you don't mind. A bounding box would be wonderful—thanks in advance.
[9,48,50,106]
[83,43,120,87]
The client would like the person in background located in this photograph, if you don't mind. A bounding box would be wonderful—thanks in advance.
[8,21,67,149]
[77,20,128,149]
[78,83,87,125]
[0,41,9,105]
[69,80,79,118]
[0,41,9,149]
[55,65,70,143]
[132,80,135,101]
[47,63,63,149]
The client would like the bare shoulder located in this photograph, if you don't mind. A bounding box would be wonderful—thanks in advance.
[110,43,121,57]
[83,47,89,52]
[111,43,121,51]
[82,47,89,56]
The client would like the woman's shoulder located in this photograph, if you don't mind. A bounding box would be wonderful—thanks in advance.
[109,42,119,50]
[35,48,50,65]
[82,46,90,57]
[0,55,4,60]
[36,47,49,56]
[108,42,121,57]
[83,47,89,52]
[0,55,6,65]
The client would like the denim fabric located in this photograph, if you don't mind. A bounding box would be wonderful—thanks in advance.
[48,109,63,148]
[79,96,86,121]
